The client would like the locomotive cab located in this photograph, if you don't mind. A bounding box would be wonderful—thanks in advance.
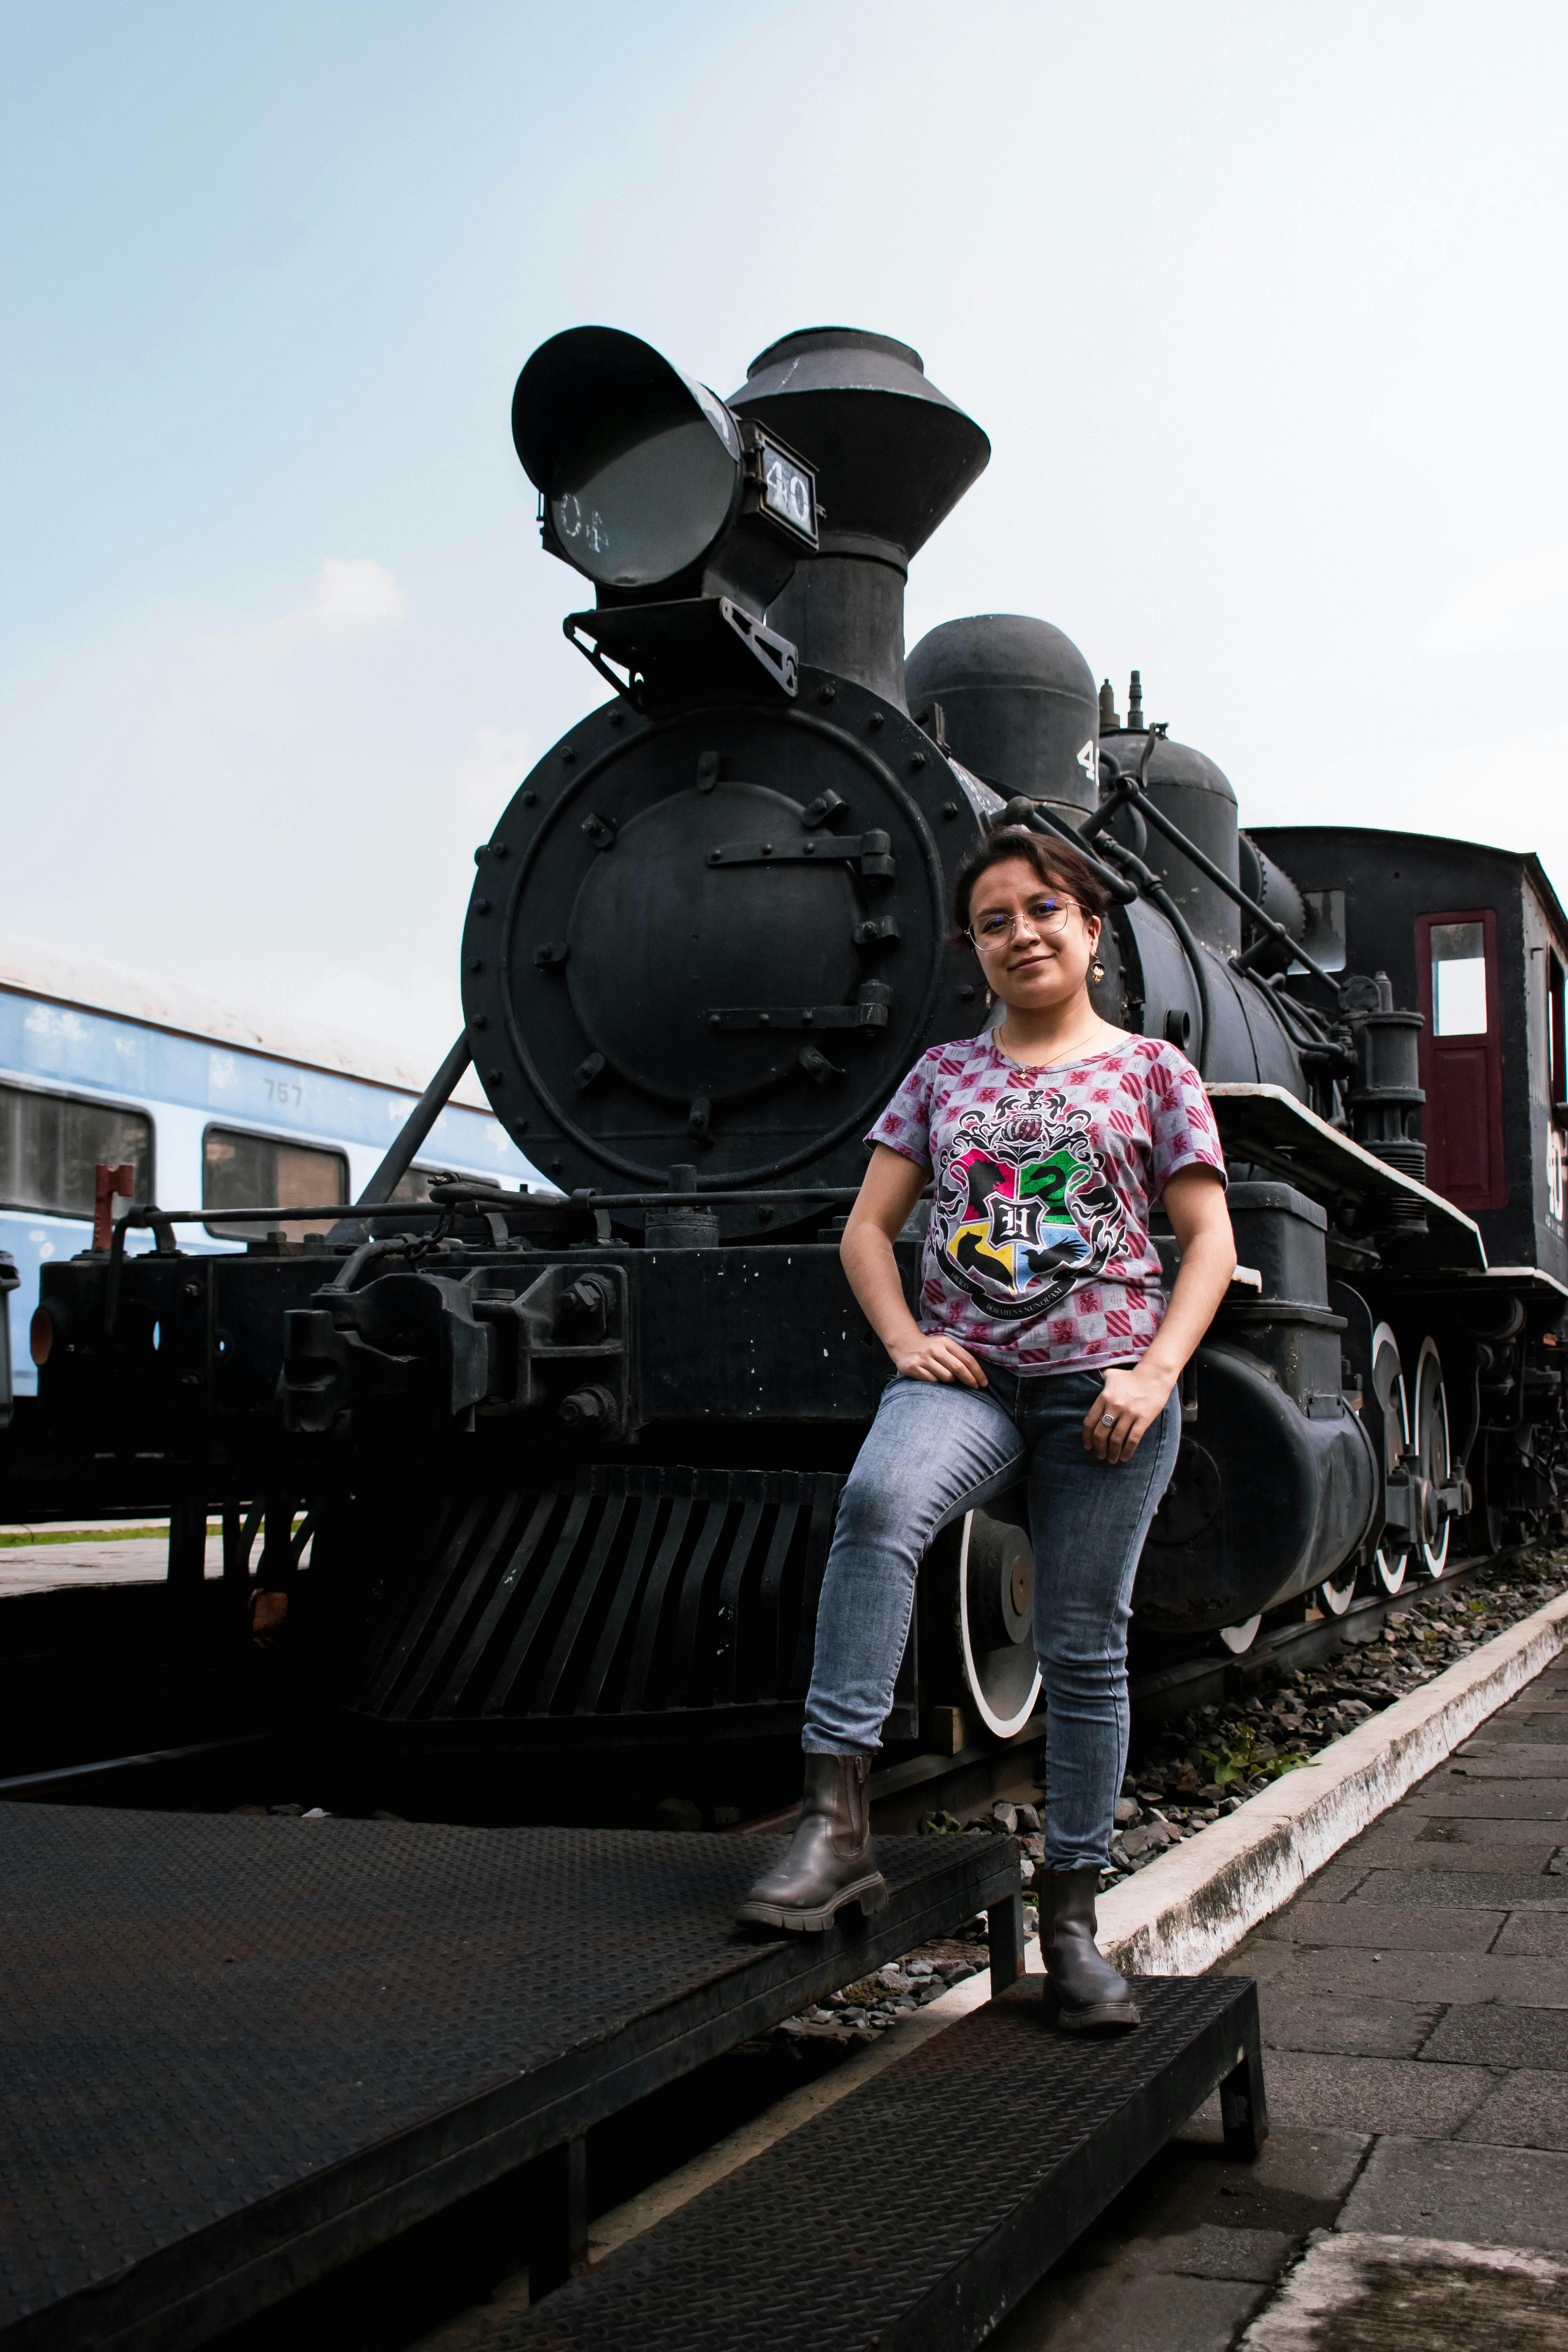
[1255,823,1568,1552]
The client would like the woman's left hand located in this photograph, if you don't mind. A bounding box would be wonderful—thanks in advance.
[1082,1363,1176,1465]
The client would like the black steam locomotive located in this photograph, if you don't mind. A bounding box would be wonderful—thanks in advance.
[11,323,1568,1802]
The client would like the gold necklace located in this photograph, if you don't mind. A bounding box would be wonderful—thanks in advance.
[996,1014,1107,1069]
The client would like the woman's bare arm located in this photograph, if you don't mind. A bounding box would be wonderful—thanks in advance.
[840,1145,989,1388]
[1083,1163,1236,1461]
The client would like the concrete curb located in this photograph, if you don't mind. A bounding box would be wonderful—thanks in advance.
[1098,1588,1568,1977]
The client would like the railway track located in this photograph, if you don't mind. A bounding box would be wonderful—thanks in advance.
[1127,1550,1496,1720]
[739,1552,1504,1837]
[0,1549,1510,1826]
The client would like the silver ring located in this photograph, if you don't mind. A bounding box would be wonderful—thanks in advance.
[1100,1411,1116,1427]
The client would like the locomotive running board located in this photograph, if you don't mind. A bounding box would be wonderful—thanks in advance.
[1207,1083,1485,1268]
[497,1974,1267,2352]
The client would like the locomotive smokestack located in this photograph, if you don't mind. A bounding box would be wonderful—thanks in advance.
[1127,671,1144,731]
[730,328,989,710]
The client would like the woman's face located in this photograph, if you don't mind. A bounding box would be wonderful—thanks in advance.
[967,857,1101,1014]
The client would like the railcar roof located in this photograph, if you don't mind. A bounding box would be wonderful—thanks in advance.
[1248,823,1568,951]
[0,931,490,1112]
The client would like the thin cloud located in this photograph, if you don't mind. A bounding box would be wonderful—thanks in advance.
[1422,547,1568,659]
[306,557,406,634]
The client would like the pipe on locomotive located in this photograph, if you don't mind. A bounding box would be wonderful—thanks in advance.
[986,791,1220,1078]
[1087,773,1340,989]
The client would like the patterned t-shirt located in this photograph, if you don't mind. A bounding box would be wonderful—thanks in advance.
[867,1032,1226,1376]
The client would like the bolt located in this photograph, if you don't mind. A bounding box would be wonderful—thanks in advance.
[559,1383,615,1428]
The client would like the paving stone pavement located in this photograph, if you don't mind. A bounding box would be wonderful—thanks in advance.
[986,1646,1568,2350]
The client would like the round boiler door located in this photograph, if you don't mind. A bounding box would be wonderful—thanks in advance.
[564,781,862,1103]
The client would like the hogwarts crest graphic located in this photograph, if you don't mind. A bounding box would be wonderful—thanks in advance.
[931,1083,1127,1322]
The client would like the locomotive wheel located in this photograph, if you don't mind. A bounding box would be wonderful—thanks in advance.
[1318,1568,1357,1617]
[1370,1548,1408,1598]
[953,1504,1043,1739]
[1368,1323,1411,1597]
[1412,1337,1453,1578]
[1217,1615,1262,1655]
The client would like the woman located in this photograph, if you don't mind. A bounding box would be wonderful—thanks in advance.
[738,825,1236,2031]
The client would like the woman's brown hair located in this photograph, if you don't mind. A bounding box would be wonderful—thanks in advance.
[951,824,1111,937]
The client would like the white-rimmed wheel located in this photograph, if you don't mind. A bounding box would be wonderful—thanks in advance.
[1368,1321,1412,1596]
[955,1504,1043,1739]
[1412,1336,1453,1578]
[1318,1568,1358,1617]
[1218,1615,1262,1655]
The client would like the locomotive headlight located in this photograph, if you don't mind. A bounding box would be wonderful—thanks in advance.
[513,326,817,600]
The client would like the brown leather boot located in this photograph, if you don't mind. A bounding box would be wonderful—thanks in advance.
[1040,1866,1141,2031]
[735,1753,887,1933]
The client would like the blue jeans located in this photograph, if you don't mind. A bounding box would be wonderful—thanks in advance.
[803,1368,1181,1871]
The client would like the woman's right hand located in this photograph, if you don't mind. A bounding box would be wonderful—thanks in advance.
[890,1332,989,1388]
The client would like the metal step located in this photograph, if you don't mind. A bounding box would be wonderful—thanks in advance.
[500,1975,1267,2352]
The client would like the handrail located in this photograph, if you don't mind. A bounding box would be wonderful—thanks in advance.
[1091,775,1339,988]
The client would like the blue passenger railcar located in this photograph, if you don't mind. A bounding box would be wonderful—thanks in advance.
[0,940,542,1401]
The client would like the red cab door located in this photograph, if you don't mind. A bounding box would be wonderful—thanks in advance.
[1416,909,1505,1212]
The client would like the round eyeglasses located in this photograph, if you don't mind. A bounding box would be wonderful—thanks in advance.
[968,893,1082,948]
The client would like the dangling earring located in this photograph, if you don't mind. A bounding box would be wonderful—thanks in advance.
[984,988,994,1008]
[1091,959,1106,983]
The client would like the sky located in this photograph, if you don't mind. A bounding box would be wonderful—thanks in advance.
[5,0,1566,1079]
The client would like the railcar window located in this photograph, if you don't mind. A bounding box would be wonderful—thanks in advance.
[0,1084,152,1219]
[1550,953,1567,1114]
[1430,921,1488,1036]
[202,1127,347,1242]
[388,1166,442,1203]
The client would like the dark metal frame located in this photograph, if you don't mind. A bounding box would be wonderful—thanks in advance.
[2,1833,1020,2352]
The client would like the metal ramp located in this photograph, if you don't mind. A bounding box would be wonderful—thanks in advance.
[0,1804,1018,2351]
